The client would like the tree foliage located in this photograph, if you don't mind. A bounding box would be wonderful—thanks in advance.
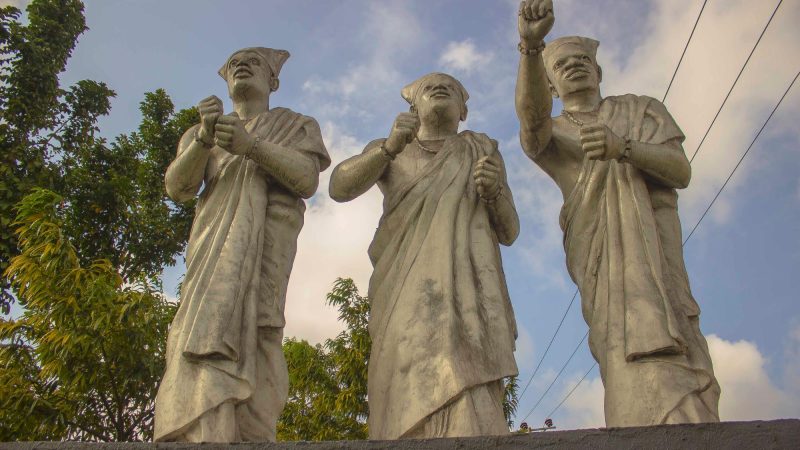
[0,189,176,441]
[0,0,197,313]
[278,278,520,439]
[278,278,370,440]
[0,0,97,314]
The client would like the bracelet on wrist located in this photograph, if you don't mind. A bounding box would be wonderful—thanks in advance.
[194,129,214,149]
[380,143,396,161]
[481,185,504,204]
[246,135,262,158]
[518,40,545,56]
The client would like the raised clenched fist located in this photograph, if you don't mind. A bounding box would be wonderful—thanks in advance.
[197,95,223,146]
[518,0,554,46]
[384,112,420,157]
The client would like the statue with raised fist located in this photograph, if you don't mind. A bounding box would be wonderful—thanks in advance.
[514,0,720,427]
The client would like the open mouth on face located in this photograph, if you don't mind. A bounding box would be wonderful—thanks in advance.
[430,91,451,99]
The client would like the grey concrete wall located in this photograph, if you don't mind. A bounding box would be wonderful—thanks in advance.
[2,420,798,450]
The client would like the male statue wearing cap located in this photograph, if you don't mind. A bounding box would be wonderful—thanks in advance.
[330,73,520,439]
[515,0,719,426]
[154,47,330,442]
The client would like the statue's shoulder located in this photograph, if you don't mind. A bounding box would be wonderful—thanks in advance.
[459,130,497,148]
[606,93,666,110]
[267,106,316,124]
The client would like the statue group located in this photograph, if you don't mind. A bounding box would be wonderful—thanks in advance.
[154,0,720,442]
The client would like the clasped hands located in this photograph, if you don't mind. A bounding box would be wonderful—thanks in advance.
[580,123,627,161]
[196,95,256,155]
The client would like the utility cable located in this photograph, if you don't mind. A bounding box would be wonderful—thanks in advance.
[517,288,579,401]
[663,0,709,102]
[546,361,598,420]
[689,0,784,163]
[683,70,799,246]
[520,329,589,423]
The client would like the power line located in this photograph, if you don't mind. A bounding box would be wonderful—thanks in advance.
[517,288,579,401]
[689,0,784,164]
[663,0,709,102]
[520,329,589,423]
[683,70,799,246]
[546,362,598,420]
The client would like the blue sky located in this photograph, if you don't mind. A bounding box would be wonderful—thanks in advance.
[6,0,800,430]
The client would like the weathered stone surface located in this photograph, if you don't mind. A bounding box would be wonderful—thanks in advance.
[2,420,799,449]
[329,73,520,439]
[515,0,719,426]
[156,46,330,443]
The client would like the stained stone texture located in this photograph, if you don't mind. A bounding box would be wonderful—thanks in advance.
[329,73,520,439]
[2,420,799,450]
[515,0,719,426]
[156,47,330,442]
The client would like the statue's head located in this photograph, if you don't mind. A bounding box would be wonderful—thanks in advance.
[218,47,289,102]
[401,72,469,126]
[542,36,602,99]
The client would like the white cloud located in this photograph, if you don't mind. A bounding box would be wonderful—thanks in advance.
[594,0,800,228]
[439,39,494,74]
[708,334,800,421]
[299,2,426,124]
[554,333,800,429]
[558,374,605,429]
[282,121,382,343]
[0,0,28,8]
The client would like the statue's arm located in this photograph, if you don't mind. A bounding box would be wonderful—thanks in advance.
[515,48,554,161]
[247,139,322,199]
[329,140,392,202]
[485,166,520,247]
[626,139,691,189]
[165,124,211,203]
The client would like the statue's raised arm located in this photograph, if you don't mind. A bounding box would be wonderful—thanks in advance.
[513,2,720,428]
[515,0,555,160]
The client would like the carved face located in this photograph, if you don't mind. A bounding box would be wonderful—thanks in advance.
[547,46,602,98]
[413,74,467,126]
[225,50,275,101]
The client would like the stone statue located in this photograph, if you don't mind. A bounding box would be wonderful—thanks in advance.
[155,47,330,442]
[514,0,720,426]
[330,73,520,439]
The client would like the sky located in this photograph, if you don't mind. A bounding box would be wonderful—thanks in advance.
[4,0,800,432]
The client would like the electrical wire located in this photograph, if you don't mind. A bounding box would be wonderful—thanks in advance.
[683,70,799,246]
[689,0,784,163]
[517,288,579,401]
[663,0,709,102]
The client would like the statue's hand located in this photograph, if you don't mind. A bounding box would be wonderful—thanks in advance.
[197,95,223,145]
[518,0,554,46]
[214,113,256,156]
[384,112,420,157]
[474,153,503,201]
[580,123,626,161]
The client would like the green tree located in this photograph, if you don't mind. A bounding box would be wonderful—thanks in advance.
[278,278,369,440]
[0,0,101,314]
[278,278,520,440]
[0,189,176,441]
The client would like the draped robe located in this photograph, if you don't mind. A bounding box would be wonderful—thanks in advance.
[366,131,518,439]
[550,94,720,426]
[155,107,329,441]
